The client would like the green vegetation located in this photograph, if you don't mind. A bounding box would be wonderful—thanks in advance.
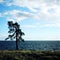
[0,50,60,60]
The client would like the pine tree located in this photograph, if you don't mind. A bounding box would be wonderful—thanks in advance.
[5,21,25,50]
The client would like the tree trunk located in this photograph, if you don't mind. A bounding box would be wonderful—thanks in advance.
[16,39,18,50]
[16,30,19,50]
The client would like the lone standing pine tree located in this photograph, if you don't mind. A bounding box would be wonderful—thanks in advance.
[5,21,25,50]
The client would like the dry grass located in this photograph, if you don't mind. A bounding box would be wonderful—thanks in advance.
[0,50,60,60]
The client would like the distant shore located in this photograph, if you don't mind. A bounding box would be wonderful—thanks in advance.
[0,50,60,60]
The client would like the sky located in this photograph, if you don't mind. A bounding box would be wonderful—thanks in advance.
[0,0,60,41]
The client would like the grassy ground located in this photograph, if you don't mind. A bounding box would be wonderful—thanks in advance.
[0,50,60,60]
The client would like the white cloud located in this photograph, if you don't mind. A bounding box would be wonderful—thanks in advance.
[2,10,38,22]
[42,23,60,28]
[21,25,37,28]
[21,23,60,28]
[1,0,60,23]
[0,34,8,40]
[9,0,60,21]
[0,0,3,3]
[0,13,2,17]
[12,0,40,12]
[24,23,60,28]
[6,0,60,14]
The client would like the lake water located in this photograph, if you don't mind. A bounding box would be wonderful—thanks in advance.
[0,41,60,50]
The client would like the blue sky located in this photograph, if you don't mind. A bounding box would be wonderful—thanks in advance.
[0,0,60,41]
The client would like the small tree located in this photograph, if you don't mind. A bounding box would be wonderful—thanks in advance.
[5,21,25,50]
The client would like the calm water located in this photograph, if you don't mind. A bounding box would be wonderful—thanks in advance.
[0,41,60,50]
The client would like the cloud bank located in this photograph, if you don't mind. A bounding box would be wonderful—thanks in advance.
[0,0,60,23]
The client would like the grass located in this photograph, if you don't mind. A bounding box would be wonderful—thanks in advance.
[0,50,60,60]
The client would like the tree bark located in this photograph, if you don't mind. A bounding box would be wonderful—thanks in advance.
[16,30,19,50]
